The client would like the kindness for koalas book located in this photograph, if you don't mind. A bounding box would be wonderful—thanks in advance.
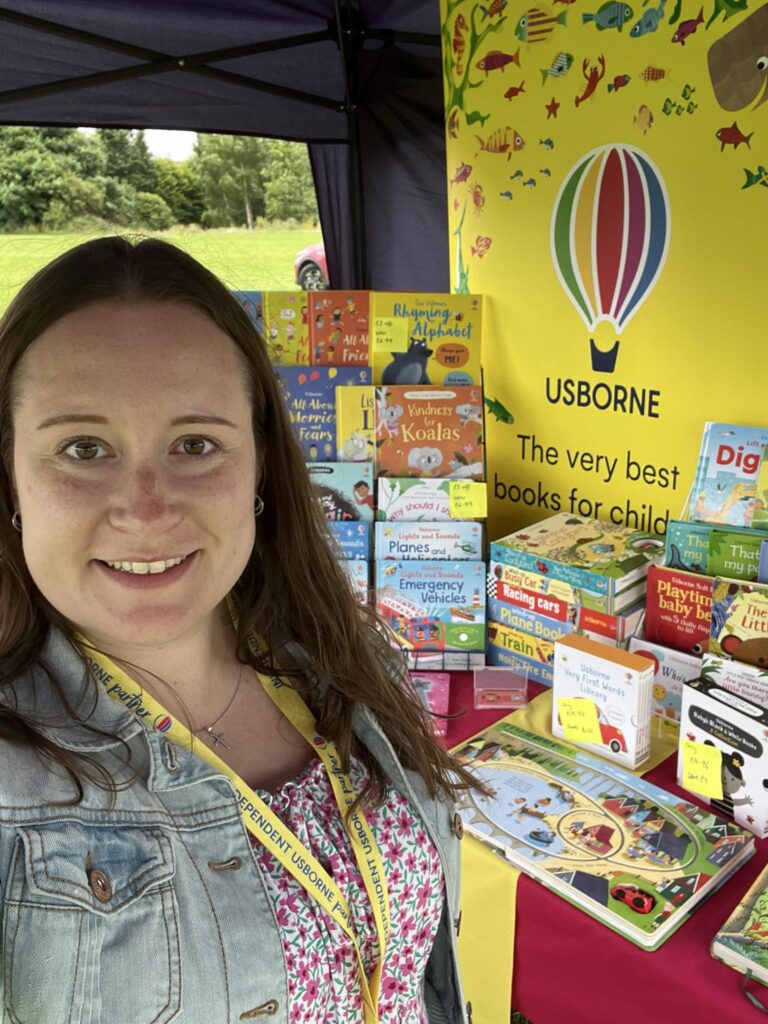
[370,293,482,385]
[374,385,485,480]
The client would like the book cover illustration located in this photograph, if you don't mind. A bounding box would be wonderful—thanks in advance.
[707,529,768,582]
[491,514,664,599]
[328,521,369,560]
[710,578,768,667]
[231,290,263,335]
[263,291,310,365]
[339,558,369,603]
[761,541,768,585]
[375,521,483,561]
[664,520,713,574]
[488,598,573,647]
[309,290,369,366]
[679,676,768,838]
[486,636,555,686]
[487,619,556,668]
[374,385,484,481]
[375,560,486,652]
[752,449,768,531]
[370,292,482,386]
[644,566,713,655]
[307,462,374,522]
[335,386,375,462]
[700,652,768,710]
[277,367,371,461]
[689,423,768,527]
[711,862,768,986]
[627,637,701,729]
[488,558,638,616]
[409,671,450,737]
[454,721,754,950]
[377,478,483,522]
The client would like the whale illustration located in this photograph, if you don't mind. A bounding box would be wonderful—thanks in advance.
[708,4,768,111]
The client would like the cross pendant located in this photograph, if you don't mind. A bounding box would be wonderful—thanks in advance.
[206,727,232,750]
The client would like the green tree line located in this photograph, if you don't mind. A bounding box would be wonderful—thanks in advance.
[0,127,318,232]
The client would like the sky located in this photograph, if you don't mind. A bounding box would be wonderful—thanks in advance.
[80,127,197,161]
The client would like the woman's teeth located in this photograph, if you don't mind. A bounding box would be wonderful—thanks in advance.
[104,556,187,575]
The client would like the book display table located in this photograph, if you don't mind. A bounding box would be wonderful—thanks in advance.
[445,675,768,1024]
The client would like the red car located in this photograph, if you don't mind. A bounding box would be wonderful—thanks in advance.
[610,884,657,914]
[293,242,328,290]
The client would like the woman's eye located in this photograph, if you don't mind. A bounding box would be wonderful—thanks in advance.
[60,439,105,461]
[178,437,217,458]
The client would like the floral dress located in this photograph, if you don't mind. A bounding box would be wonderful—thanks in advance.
[249,754,445,1023]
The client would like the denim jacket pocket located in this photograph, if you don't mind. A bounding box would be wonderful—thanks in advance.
[3,822,181,1024]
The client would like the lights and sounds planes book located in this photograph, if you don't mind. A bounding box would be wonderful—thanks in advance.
[454,720,755,950]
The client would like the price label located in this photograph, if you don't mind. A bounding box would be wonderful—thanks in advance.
[449,481,487,518]
[373,316,409,351]
[558,698,602,745]
[681,739,723,799]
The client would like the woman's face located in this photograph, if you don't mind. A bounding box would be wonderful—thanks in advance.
[11,299,258,650]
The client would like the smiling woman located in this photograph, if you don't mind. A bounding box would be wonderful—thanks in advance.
[0,237,480,1024]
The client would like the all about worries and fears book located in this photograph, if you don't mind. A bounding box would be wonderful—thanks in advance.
[453,720,754,950]
[278,366,371,461]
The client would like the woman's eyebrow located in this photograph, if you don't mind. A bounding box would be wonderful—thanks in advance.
[36,413,239,430]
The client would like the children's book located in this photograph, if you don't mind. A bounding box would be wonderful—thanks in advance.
[453,720,754,950]
[711,863,768,986]
[277,367,371,461]
[375,560,486,652]
[339,558,369,603]
[408,671,450,737]
[644,566,713,655]
[335,386,375,462]
[487,598,574,647]
[707,529,767,582]
[665,519,768,578]
[688,423,768,527]
[700,652,768,709]
[761,541,768,585]
[486,636,555,685]
[374,385,485,481]
[231,290,264,335]
[309,290,369,366]
[627,637,701,727]
[552,634,654,769]
[328,521,369,560]
[752,450,768,531]
[665,519,720,574]
[376,478,485,522]
[375,521,483,561]
[486,619,556,668]
[370,292,482,386]
[263,292,310,364]
[307,462,374,522]
[488,558,645,616]
[710,578,768,667]
[491,514,663,605]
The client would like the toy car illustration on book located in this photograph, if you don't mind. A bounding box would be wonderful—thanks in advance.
[453,720,755,950]
[712,862,768,987]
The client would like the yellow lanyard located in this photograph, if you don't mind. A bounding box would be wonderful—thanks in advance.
[80,630,390,1023]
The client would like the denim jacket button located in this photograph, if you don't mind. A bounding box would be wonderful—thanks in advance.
[87,867,113,902]
[452,812,464,840]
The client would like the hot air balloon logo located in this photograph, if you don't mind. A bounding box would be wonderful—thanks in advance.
[550,144,670,373]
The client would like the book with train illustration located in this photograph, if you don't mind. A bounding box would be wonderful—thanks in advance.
[453,720,755,950]
[263,291,310,365]
[309,290,370,367]
[687,423,768,527]
[711,862,768,986]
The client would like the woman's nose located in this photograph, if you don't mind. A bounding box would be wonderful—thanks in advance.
[108,464,182,532]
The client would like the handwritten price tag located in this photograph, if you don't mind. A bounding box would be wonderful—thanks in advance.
[449,481,487,519]
[373,317,408,351]
[558,698,602,745]
[681,739,723,799]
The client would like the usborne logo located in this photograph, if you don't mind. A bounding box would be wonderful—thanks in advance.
[154,715,173,733]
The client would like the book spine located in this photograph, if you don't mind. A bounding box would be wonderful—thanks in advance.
[490,543,621,596]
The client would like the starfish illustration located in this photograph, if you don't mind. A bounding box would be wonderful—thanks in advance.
[545,96,560,119]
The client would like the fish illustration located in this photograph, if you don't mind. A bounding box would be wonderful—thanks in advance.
[505,82,526,98]
[662,96,674,114]
[540,167,552,176]
[541,51,574,83]
[582,2,634,31]
[540,137,555,148]
[481,0,508,16]
[466,110,491,127]
[681,83,695,100]
[516,8,568,43]
[476,127,525,158]
[607,74,631,92]
[716,121,754,150]
[707,5,768,111]
[499,189,515,199]
[675,104,684,114]
[476,49,521,74]
[453,13,468,75]
[742,165,768,189]
[471,236,492,257]
[523,177,537,187]
[640,65,669,81]
[450,163,473,185]
[511,169,524,179]
[484,396,515,424]
[671,7,703,44]
[630,0,665,37]
[634,104,654,132]
[687,101,698,113]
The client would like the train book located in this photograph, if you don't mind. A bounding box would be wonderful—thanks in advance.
[453,720,755,950]
[263,291,310,365]
[711,862,768,986]
[486,631,555,686]
[687,422,768,527]
[375,521,483,561]
[644,565,713,655]
[307,462,374,522]
[277,366,371,461]
[308,290,369,366]
[710,578,768,667]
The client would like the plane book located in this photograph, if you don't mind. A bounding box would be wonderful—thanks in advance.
[453,720,755,950]
[711,863,768,987]
[375,521,483,561]
[687,422,768,527]
[277,366,371,461]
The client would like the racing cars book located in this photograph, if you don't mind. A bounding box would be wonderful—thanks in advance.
[453,720,755,950]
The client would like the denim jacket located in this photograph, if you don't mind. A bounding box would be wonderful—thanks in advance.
[0,628,468,1024]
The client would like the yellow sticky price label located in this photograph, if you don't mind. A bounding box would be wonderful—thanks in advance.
[681,739,723,799]
[373,316,409,351]
[449,481,487,519]
[558,698,602,745]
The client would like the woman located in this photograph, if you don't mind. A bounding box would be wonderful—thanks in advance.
[0,237,479,1024]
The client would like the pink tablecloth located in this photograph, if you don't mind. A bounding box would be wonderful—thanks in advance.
[445,674,768,1024]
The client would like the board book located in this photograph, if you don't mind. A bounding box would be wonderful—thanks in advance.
[486,619,555,668]
[335,385,375,463]
[644,565,713,655]
[710,578,768,667]
[627,637,701,727]
[277,366,371,461]
[307,462,374,522]
[688,423,768,527]
[707,529,767,582]
[453,720,754,950]
[309,290,369,366]
[711,862,768,987]
[488,558,645,617]
[700,652,768,709]
[753,450,768,531]
[370,292,482,386]
[375,521,483,561]
[665,519,768,576]
[486,635,555,686]
[263,291,310,365]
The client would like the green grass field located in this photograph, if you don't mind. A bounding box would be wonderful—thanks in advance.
[0,226,323,312]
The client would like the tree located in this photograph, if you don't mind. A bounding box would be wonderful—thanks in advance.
[135,192,175,230]
[191,134,266,228]
[41,172,106,229]
[154,159,203,224]
[98,129,156,194]
[262,140,318,223]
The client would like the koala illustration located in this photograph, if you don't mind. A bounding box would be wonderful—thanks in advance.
[456,402,483,425]
[381,337,433,386]
[341,432,371,461]
[407,447,443,475]
[377,400,404,438]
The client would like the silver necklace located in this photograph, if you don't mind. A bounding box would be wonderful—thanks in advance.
[193,664,245,750]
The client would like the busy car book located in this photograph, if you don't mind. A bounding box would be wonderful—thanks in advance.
[335,386,375,463]
[408,671,450,737]
[374,385,485,481]
[277,366,371,461]
[376,478,485,522]
[644,566,713,655]
[306,462,374,522]
[370,292,482,386]
[710,578,768,667]
[232,290,263,335]
[309,290,369,366]
[490,514,663,609]
[375,521,483,561]
[627,637,701,728]
[687,423,768,527]
[263,291,310,365]
[711,863,768,986]
[453,720,755,950]
[488,558,646,617]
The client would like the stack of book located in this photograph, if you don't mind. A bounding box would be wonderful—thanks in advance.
[487,513,662,685]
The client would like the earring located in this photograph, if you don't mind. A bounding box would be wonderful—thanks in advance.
[11,511,21,532]
[254,495,265,518]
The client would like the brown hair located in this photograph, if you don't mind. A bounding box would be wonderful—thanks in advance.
[0,236,482,808]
